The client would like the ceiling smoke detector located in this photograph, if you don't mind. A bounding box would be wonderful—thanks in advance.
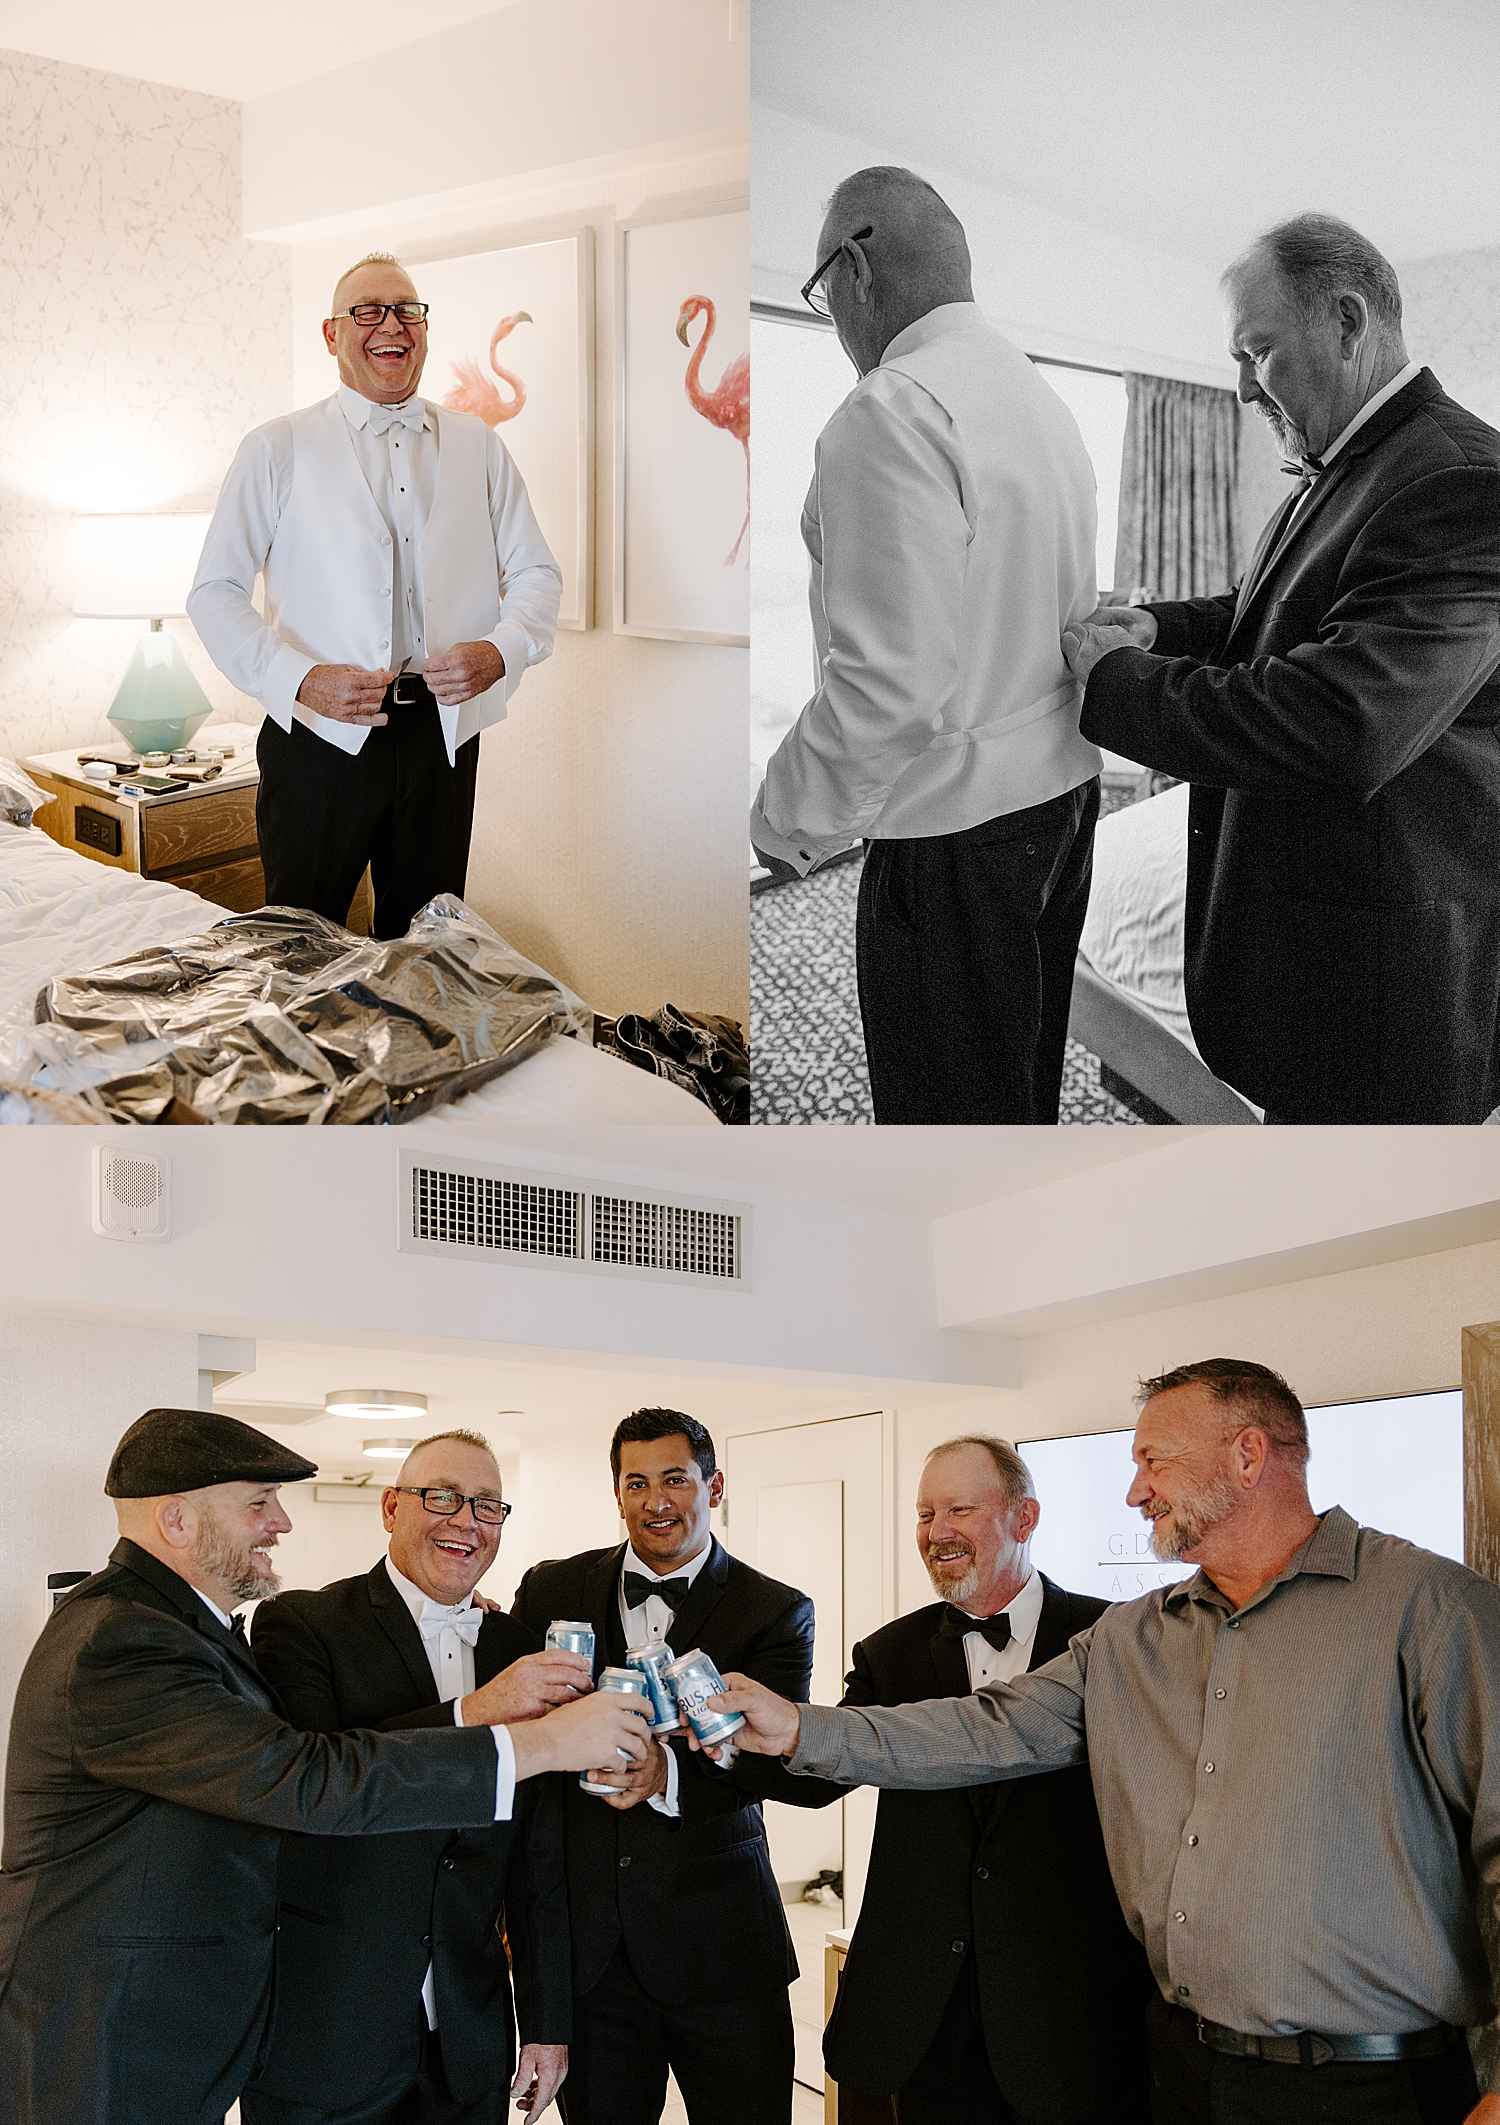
[325,1389,428,1420]
[362,1438,416,1460]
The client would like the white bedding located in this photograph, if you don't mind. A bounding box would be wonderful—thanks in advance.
[0,824,717,1126]
[1078,783,1197,1055]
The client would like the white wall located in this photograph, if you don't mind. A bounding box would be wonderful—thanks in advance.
[0,48,291,761]
[0,1316,199,1730]
[752,105,1233,386]
[1399,243,1500,431]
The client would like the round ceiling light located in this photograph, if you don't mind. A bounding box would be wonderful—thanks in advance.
[325,1388,428,1419]
[362,1438,416,1460]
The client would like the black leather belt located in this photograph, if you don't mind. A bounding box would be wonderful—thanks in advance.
[388,672,434,707]
[1189,2010,1460,2067]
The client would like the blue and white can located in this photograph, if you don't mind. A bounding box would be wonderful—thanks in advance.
[663,1648,743,1745]
[579,1666,651,1794]
[626,1640,681,1733]
[546,1619,596,1669]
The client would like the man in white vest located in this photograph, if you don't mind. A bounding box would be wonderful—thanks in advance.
[750,170,1103,1125]
[189,251,561,939]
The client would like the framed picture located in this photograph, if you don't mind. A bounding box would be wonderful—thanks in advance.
[615,205,749,645]
[418,231,594,630]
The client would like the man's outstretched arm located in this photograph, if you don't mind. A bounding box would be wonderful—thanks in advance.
[704,1634,1092,1788]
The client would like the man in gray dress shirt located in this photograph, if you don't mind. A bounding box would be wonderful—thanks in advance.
[711,1360,1500,2125]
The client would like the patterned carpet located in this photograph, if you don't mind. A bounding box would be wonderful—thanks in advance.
[750,852,1141,1127]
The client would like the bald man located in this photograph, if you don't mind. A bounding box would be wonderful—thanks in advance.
[189,250,562,941]
[0,1408,648,2125]
[751,166,1104,1124]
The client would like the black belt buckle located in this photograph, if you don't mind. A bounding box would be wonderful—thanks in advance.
[391,672,425,706]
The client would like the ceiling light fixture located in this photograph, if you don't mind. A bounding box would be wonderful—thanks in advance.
[362,1438,416,1460]
[325,1388,428,1420]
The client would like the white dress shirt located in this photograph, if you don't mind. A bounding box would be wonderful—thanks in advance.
[188,386,561,760]
[751,303,1102,875]
[618,1541,712,1818]
[383,1555,514,2029]
[955,1567,1043,1690]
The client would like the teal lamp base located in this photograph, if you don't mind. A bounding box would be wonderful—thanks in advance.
[106,627,214,755]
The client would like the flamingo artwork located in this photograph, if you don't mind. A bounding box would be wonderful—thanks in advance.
[442,310,533,427]
[675,295,749,566]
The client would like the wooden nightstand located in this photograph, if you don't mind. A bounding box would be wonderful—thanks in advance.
[26,723,372,932]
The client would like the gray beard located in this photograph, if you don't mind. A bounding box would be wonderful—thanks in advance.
[926,1557,980,1605]
[193,1516,280,1605]
[1259,400,1311,463]
[1146,1469,1241,1562]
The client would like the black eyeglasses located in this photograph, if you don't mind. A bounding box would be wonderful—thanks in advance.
[801,226,873,317]
[331,301,430,327]
[392,1485,511,1525]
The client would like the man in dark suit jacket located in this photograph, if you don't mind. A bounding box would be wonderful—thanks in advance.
[0,1408,650,2125]
[246,1429,586,2125]
[511,1406,815,2125]
[774,1434,1152,2125]
[1064,212,1500,1123]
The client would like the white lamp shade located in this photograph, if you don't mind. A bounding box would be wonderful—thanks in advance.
[72,515,212,618]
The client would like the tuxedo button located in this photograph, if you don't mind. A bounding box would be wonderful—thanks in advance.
[421,1933,432,1945]
[619,1856,631,1868]
[951,1940,964,1954]
[442,1858,456,1870]
[975,1867,988,1880]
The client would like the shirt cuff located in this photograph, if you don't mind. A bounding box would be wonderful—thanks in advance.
[491,1725,516,1821]
[264,641,317,730]
[647,1739,681,1818]
[488,620,535,702]
[453,1697,465,1727]
[749,789,857,879]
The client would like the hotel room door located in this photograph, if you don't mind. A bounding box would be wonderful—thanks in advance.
[724,1411,892,2094]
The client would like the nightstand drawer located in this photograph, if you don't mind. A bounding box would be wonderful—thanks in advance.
[141,784,259,877]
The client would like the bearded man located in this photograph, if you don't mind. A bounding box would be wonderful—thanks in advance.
[715,1360,1500,2125]
[771,1435,1150,2124]
[0,1408,649,2125]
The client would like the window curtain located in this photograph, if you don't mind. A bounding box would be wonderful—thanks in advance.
[1114,372,1241,599]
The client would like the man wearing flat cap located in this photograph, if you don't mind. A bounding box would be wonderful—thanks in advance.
[0,1408,649,2125]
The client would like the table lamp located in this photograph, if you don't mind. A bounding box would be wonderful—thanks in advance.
[71,515,215,755]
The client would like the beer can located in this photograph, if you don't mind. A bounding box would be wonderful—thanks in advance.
[663,1648,744,1745]
[626,1640,681,1733]
[579,1666,651,1795]
[546,1619,596,1668]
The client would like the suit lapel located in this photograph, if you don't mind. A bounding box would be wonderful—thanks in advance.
[660,1537,730,1656]
[587,1545,627,1674]
[1229,483,1305,630]
[365,1558,442,1707]
[111,1537,269,1693]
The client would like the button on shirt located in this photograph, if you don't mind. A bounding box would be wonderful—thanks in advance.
[790,1509,1500,2070]
[619,1542,712,1819]
[958,1568,1043,1690]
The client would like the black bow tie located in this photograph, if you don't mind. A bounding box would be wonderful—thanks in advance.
[939,1605,1011,1651]
[1281,452,1326,479]
[228,1612,247,1641]
[623,1570,691,1614]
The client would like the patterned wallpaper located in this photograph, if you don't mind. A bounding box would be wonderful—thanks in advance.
[0,1315,198,1730]
[1401,243,1500,431]
[0,49,290,761]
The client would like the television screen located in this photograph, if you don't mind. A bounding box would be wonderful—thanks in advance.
[1021,1390,1463,1604]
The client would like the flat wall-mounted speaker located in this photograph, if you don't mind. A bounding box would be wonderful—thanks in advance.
[91,1146,171,1241]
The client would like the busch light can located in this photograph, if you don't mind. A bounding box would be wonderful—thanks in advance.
[664,1648,743,1745]
[626,1640,681,1733]
[579,1666,652,1795]
[546,1619,596,1669]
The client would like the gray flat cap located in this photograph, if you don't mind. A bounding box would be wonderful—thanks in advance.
[106,1408,317,1498]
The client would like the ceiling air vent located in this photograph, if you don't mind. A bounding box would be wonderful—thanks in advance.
[398,1152,750,1289]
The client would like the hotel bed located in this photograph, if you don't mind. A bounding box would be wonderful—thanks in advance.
[0,822,717,1126]
[1070,783,1261,1125]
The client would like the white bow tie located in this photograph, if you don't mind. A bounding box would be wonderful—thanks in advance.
[417,1602,483,1647]
[369,401,426,436]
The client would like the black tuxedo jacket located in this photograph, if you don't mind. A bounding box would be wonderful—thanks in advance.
[512,1537,814,2004]
[0,1540,499,2125]
[246,1561,570,2110]
[781,1579,1152,2117]
[1079,369,1500,1121]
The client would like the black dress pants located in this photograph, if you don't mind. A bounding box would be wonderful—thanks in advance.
[558,1940,793,2125]
[255,684,480,941]
[241,2025,502,2125]
[892,1963,1009,2125]
[1146,1997,1479,2125]
[856,776,1100,1124]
